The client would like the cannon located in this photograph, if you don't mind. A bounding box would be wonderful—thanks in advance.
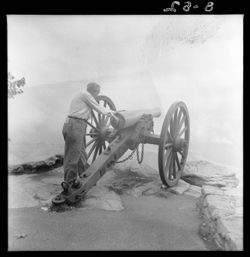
[52,95,190,205]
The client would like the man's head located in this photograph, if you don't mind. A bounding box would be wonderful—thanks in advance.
[86,82,101,99]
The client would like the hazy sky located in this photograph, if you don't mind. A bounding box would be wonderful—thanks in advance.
[7,15,161,86]
[7,15,242,87]
[8,15,243,172]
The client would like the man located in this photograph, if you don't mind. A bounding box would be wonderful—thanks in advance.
[62,82,115,189]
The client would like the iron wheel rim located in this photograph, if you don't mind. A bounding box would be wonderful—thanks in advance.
[158,101,190,187]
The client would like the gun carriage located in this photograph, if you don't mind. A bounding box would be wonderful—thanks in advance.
[52,95,190,205]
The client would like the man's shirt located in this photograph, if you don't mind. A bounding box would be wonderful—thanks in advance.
[67,92,109,120]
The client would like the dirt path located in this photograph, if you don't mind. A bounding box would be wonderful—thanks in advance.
[8,192,208,251]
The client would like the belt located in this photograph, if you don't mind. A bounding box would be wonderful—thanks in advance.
[65,115,87,123]
[68,115,86,121]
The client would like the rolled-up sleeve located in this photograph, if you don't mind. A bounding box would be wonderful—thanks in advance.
[82,93,109,115]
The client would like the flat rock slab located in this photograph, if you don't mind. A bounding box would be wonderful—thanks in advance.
[8,168,63,208]
[184,185,201,198]
[103,169,195,199]
[8,166,161,211]
[9,160,203,211]
[106,167,160,196]
[168,179,191,195]
[12,159,238,213]
[83,186,124,211]
[114,160,159,177]
[9,163,188,212]
[197,184,243,250]
[182,160,239,188]
[13,158,240,214]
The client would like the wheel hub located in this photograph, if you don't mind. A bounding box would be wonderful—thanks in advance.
[173,137,186,151]
[98,126,112,140]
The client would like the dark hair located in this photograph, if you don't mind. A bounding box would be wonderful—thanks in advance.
[87,82,100,92]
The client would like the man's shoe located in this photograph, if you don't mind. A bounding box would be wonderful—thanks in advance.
[79,163,91,178]
[82,169,91,178]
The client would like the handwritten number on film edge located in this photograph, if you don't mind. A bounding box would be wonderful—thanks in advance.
[205,2,214,12]
[163,1,214,12]
[183,1,191,12]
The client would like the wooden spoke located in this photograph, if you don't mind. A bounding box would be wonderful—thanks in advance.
[84,119,100,131]
[100,114,105,126]
[178,126,188,137]
[174,151,180,177]
[85,132,99,137]
[91,111,99,128]
[164,149,170,170]
[103,115,109,126]
[173,109,179,137]
[99,144,102,154]
[87,141,98,159]
[176,151,182,160]
[177,149,184,158]
[92,143,100,162]
[175,152,181,171]
[167,130,173,142]
[176,107,182,125]
[165,142,173,148]
[86,138,96,148]
[177,113,186,135]
[98,113,102,126]
[168,151,174,179]
[97,101,103,125]
[164,148,172,168]
[105,120,111,128]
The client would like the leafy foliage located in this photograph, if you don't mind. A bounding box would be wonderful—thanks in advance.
[8,72,26,99]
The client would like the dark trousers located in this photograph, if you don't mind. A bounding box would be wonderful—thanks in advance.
[62,118,88,183]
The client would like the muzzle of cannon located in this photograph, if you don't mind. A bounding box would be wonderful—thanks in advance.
[52,95,190,206]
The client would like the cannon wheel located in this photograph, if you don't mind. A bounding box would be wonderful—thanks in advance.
[84,95,116,164]
[158,102,190,187]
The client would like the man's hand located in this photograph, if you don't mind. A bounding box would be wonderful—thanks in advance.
[108,111,119,124]
[107,110,115,118]
[108,110,115,115]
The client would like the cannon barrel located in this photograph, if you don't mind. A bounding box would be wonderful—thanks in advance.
[111,107,161,129]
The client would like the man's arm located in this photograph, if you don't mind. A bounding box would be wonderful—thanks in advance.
[82,93,112,115]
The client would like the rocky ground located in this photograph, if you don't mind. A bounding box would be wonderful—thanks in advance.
[183,161,243,250]
[8,156,242,251]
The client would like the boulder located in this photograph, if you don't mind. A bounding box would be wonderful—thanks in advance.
[182,160,239,188]
[8,154,64,175]
[8,165,25,175]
